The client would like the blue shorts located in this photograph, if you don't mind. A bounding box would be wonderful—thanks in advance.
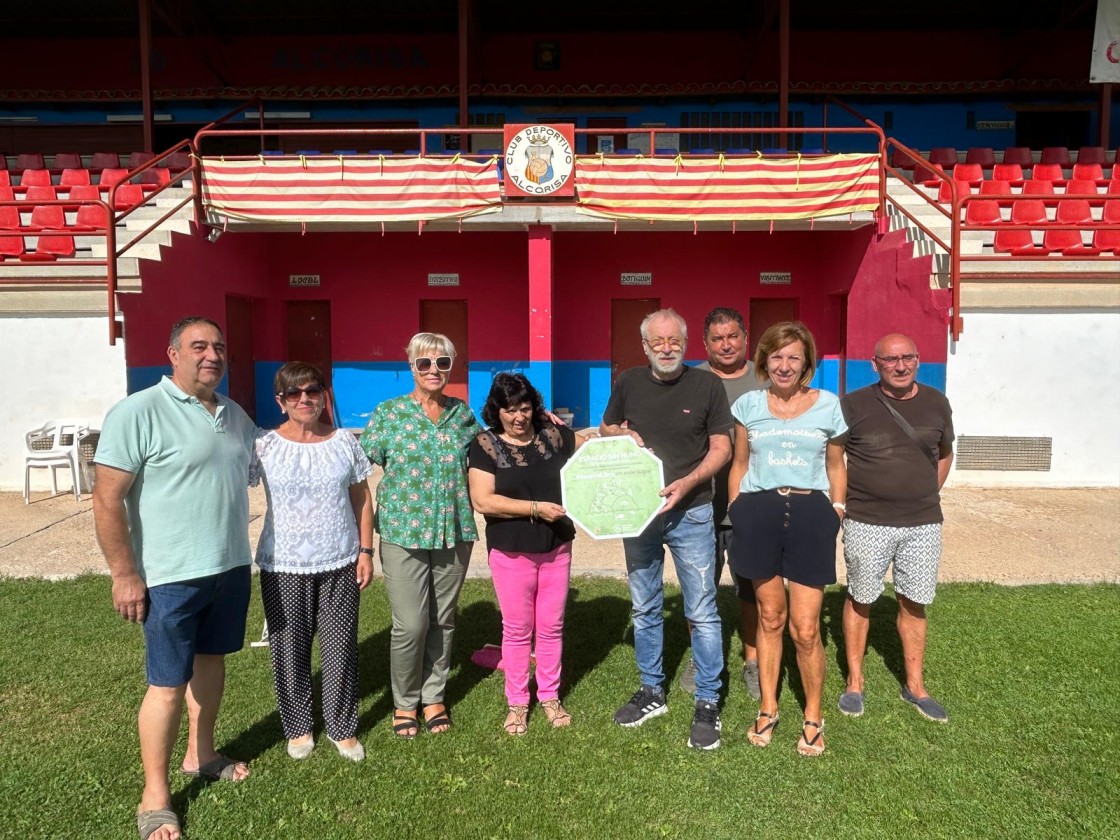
[142,565,251,687]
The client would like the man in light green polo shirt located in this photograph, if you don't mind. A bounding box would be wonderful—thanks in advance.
[93,316,257,840]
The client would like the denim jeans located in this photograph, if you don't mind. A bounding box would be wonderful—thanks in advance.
[623,502,723,703]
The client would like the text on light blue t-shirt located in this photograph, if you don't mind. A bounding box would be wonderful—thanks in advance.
[730,389,848,493]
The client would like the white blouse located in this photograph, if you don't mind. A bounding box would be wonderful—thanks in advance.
[250,430,373,574]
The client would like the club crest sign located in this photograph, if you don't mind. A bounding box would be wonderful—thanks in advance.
[502,123,576,197]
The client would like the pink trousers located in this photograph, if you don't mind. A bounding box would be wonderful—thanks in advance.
[488,542,572,706]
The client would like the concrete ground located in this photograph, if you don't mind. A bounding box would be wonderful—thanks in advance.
[2,481,1117,586]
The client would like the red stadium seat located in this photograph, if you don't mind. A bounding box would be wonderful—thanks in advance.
[16,153,45,171]
[1022,179,1054,195]
[1110,178,1120,195]
[938,179,972,204]
[1065,179,1103,204]
[52,152,84,170]
[965,147,996,168]
[128,151,156,169]
[140,167,171,186]
[90,152,122,172]
[953,163,984,186]
[0,186,13,201]
[994,199,1048,255]
[64,184,100,212]
[979,179,1013,207]
[1030,163,1065,185]
[928,147,957,170]
[164,152,191,172]
[916,162,945,186]
[1045,198,1100,256]
[0,171,9,187]
[0,205,24,259]
[19,169,52,187]
[1093,201,1120,254]
[73,201,109,232]
[99,168,128,187]
[1076,146,1107,166]
[1071,163,1105,184]
[113,183,145,210]
[60,168,91,187]
[964,196,1001,227]
[23,203,64,232]
[24,185,58,203]
[1002,147,1034,167]
[992,163,1024,187]
[1040,146,1072,167]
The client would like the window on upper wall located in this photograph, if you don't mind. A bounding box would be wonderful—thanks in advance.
[679,110,805,153]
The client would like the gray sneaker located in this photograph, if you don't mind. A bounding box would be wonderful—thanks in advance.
[742,660,761,701]
[838,690,865,717]
[900,686,948,723]
[687,700,721,750]
[678,656,697,695]
[613,686,668,727]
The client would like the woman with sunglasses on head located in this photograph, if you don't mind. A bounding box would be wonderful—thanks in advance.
[726,321,846,758]
[359,333,478,738]
[467,373,588,735]
[251,362,374,762]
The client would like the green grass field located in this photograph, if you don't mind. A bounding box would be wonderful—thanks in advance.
[0,576,1117,840]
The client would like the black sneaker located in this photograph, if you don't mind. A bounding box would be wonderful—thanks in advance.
[613,686,668,727]
[688,700,721,750]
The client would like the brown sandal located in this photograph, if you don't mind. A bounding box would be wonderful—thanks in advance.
[540,699,571,728]
[797,719,826,757]
[504,705,529,736]
[747,711,779,747]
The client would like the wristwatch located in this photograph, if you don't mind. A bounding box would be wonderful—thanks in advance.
[359,547,374,556]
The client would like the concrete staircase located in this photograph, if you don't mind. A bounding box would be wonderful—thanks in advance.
[0,183,195,316]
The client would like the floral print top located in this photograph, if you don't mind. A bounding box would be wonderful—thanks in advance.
[359,394,479,549]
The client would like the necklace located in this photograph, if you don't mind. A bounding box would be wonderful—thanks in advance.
[768,388,805,419]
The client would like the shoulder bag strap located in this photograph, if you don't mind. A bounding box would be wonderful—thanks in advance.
[873,388,939,469]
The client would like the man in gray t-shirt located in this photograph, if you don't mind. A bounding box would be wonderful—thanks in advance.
[681,307,765,701]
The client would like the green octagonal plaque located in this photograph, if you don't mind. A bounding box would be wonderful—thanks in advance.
[560,436,665,540]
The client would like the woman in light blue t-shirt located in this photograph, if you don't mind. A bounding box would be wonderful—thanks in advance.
[726,321,847,758]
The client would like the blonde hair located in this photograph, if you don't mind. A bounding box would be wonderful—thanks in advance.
[405,332,456,362]
[753,321,817,386]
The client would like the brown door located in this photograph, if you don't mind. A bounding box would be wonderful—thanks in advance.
[611,298,660,384]
[748,298,800,358]
[420,299,469,402]
[286,300,334,424]
[225,295,256,419]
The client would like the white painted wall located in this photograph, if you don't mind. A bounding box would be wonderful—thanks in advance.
[3,317,128,492]
[946,310,1120,487]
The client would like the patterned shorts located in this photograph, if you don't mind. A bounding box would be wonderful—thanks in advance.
[842,520,942,606]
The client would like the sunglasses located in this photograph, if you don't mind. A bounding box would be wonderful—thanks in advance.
[412,356,453,373]
[279,385,325,403]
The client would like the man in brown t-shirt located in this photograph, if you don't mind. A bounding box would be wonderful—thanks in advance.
[838,334,954,723]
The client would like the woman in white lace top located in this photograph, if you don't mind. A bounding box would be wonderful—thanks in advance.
[250,362,374,762]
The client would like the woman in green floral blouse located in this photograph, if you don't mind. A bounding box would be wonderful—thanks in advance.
[359,332,479,738]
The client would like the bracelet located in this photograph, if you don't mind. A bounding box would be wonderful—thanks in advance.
[359,547,374,556]
[529,500,538,523]
[832,502,846,512]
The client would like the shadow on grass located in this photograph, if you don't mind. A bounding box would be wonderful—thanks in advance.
[562,584,633,695]
[822,588,906,690]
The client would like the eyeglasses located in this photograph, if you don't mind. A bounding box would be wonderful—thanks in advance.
[412,355,453,373]
[279,385,325,403]
[875,354,920,367]
[644,338,684,351]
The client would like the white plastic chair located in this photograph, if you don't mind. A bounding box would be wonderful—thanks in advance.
[24,419,88,503]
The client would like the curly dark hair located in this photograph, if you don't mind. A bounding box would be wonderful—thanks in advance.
[481,372,549,432]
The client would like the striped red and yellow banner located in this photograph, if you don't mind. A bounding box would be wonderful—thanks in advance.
[574,153,880,222]
[200,156,503,223]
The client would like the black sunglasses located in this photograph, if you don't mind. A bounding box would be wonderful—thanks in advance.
[412,356,453,373]
[279,385,325,402]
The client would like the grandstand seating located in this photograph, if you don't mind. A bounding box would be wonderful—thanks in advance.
[1046,198,1100,256]
[99,169,128,187]
[164,152,191,172]
[994,199,1048,255]
[16,153,45,171]
[952,163,984,186]
[127,151,155,169]
[1095,201,1120,253]
[0,206,23,258]
[964,194,1001,227]
[992,163,1025,187]
[52,153,83,171]
[938,179,971,203]
[140,167,171,186]
[0,171,9,187]
[1076,146,1108,166]
[1071,162,1107,185]
[113,184,145,210]
[1029,163,1065,186]
[24,186,57,203]
[73,201,109,232]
